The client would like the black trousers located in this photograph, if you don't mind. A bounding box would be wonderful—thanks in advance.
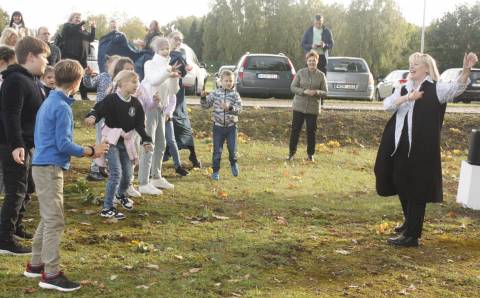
[0,145,34,239]
[317,54,327,75]
[399,196,427,239]
[289,111,318,156]
[79,80,89,100]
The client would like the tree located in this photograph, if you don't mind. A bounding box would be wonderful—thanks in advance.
[120,17,147,42]
[0,6,9,33]
[87,14,109,39]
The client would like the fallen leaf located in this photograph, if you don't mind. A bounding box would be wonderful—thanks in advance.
[104,218,118,224]
[80,222,91,226]
[212,214,230,220]
[335,249,351,255]
[110,275,118,281]
[146,264,160,270]
[84,210,95,215]
[217,190,228,199]
[136,285,149,289]
[80,280,93,285]
[124,265,134,270]
[189,267,202,273]
[174,255,184,260]
[275,216,288,225]
[24,288,37,294]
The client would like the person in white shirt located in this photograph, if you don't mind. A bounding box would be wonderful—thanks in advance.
[374,51,478,247]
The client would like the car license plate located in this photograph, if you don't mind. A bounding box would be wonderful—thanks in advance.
[258,74,279,79]
[335,83,357,90]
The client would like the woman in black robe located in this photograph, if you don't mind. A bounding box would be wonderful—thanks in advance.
[374,52,478,247]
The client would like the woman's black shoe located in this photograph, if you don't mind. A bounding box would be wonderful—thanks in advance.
[176,167,189,176]
[387,235,418,247]
[394,223,407,234]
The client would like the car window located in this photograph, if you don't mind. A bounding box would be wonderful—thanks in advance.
[401,72,408,79]
[470,70,480,83]
[327,59,367,73]
[245,56,291,71]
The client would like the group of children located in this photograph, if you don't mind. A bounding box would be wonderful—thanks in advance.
[0,32,243,292]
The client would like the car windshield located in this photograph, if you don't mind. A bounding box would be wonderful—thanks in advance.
[327,59,367,73]
[470,71,480,82]
[245,56,291,71]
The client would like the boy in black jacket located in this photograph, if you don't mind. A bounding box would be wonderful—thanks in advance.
[0,36,50,255]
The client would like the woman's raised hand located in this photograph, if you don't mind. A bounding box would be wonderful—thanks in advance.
[463,52,478,69]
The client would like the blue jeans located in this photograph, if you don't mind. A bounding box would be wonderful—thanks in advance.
[212,125,237,172]
[165,119,182,168]
[104,142,132,209]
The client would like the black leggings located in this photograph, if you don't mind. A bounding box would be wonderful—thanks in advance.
[289,111,318,156]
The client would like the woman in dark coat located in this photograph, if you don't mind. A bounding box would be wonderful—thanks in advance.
[60,12,96,100]
[143,21,163,50]
[374,52,478,247]
[166,31,201,168]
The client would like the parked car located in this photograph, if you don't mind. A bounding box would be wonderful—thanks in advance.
[215,65,236,88]
[234,53,296,98]
[326,57,374,101]
[375,69,409,101]
[440,68,480,103]
[85,40,100,92]
[181,43,209,95]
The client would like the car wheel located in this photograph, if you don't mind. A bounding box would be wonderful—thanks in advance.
[193,79,198,95]
[463,99,471,104]
[375,89,381,101]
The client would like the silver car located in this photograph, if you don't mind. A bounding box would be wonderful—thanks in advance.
[375,70,409,101]
[326,57,374,101]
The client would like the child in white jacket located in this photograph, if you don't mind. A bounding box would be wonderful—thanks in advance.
[138,37,181,195]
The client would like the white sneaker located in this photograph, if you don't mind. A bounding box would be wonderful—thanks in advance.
[139,183,163,195]
[151,177,174,189]
[127,185,141,197]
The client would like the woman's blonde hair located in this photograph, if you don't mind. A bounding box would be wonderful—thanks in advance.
[68,12,81,23]
[113,70,138,90]
[409,52,440,81]
[0,28,19,47]
[306,50,319,61]
[150,36,170,52]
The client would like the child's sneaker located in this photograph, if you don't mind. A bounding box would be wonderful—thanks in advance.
[151,177,174,189]
[24,262,44,278]
[231,164,239,177]
[126,185,141,198]
[100,207,125,220]
[175,167,189,176]
[114,194,134,210]
[38,271,80,292]
[211,172,220,180]
[139,183,163,195]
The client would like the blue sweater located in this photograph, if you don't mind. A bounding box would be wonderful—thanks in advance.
[32,90,84,169]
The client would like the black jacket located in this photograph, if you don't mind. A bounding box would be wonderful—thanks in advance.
[301,25,334,56]
[61,22,95,67]
[0,64,44,150]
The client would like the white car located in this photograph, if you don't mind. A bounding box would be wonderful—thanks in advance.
[180,43,209,95]
[375,70,409,101]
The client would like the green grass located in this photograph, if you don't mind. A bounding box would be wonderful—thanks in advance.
[0,103,479,297]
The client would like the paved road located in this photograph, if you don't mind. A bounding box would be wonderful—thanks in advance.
[186,97,480,114]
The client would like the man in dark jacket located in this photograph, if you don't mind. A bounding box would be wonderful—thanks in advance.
[60,13,95,100]
[0,36,49,255]
[301,14,334,76]
[37,26,61,66]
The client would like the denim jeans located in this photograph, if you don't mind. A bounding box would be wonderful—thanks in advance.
[104,142,132,209]
[90,119,104,174]
[212,125,237,172]
[138,108,165,186]
[165,119,181,169]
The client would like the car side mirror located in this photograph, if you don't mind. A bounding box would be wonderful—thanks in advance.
[200,62,207,69]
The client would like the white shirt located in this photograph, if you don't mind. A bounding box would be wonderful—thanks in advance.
[143,54,179,109]
[383,74,469,156]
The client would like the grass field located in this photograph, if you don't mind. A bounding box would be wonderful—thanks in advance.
[0,102,479,297]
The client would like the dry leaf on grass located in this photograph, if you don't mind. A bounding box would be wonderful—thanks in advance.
[174,255,184,260]
[146,264,160,270]
[110,275,118,281]
[212,214,230,220]
[189,267,202,273]
[136,285,149,289]
[335,249,351,255]
[217,190,228,199]
[275,216,288,225]
[24,288,37,294]
[80,222,91,226]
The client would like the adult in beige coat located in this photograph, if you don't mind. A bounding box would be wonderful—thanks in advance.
[288,50,327,162]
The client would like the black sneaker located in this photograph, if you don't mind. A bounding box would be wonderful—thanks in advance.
[306,155,314,162]
[14,225,33,240]
[286,154,295,161]
[114,194,134,210]
[100,207,125,220]
[189,156,202,168]
[39,271,80,292]
[86,172,105,181]
[0,238,31,255]
[24,262,44,278]
[175,167,190,176]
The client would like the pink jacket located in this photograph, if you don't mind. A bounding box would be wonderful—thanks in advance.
[136,81,177,118]
[95,125,139,166]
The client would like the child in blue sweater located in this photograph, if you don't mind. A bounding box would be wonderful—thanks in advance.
[25,60,109,292]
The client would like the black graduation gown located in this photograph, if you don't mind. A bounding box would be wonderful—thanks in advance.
[374,80,446,203]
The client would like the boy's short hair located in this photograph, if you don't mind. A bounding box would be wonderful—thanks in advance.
[0,46,15,62]
[15,36,50,64]
[54,59,84,88]
[306,50,319,61]
[220,69,235,79]
[42,65,54,76]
